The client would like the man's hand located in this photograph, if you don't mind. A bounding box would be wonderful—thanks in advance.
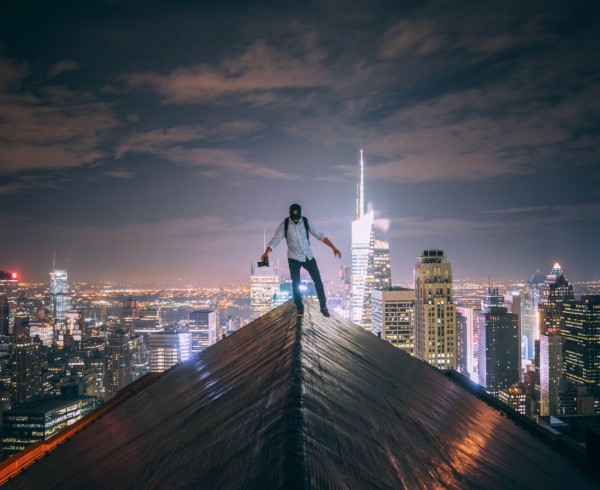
[333,247,342,259]
[261,247,272,262]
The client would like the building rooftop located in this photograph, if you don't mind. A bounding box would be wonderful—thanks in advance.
[2,300,598,488]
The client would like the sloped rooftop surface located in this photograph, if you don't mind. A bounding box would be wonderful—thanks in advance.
[5,300,597,489]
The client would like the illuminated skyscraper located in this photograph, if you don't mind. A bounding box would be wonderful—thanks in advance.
[520,270,546,360]
[149,330,191,373]
[10,334,41,406]
[539,328,563,416]
[351,150,375,327]
[104,333,131,400]
[50,267,71,321]
[121,297,140,336]
[371,287,414,353]
[560,295,600,407]
[0,271,19,334]
[414,250,456,370]
[456,306,477,382]
[477,306,519,397]
[0,295,9,337]
[189,310,218,353]
[250,261,280,320]
[361,235,392,330]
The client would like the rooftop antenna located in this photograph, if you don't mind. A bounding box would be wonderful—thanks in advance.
[359,149,365,218]
[52,251,56,270]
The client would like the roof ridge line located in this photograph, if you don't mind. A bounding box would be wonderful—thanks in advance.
[283,312,308,490]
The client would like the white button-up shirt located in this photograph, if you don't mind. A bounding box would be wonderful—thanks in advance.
[267,217,325,262]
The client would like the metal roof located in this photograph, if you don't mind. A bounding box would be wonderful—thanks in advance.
[3,300,598,489]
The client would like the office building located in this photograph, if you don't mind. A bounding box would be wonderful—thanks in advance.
[10,334,42,406]
[189,310,218,353]
[520,270,546,360]
[0,271,19,334]
[135,306,162,336]
[539,328,563,416]
[2,396,96,459]
[50,267,71,321]
[149,330,191,373]
[478,306,519,397]
[361,235,392,330]
[104,333,132,401]
[414,249,456,370]
[456,306,478,382]
[560,295,600,407]
[371,287,414,353]
[351,150,374,327]
[121,297,140,336]
[250,261,280,320]
[498,385,528,416]
[455,310,469,376]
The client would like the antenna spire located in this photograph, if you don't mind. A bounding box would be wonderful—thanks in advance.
[359,149,365,218]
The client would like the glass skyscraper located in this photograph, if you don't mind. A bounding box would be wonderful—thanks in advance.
[50,267,71,321]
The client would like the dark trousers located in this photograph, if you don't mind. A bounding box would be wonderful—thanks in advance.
[288,258,327,310]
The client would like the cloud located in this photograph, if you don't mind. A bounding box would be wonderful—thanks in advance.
[49,60,83,77]
[103,170,135,179]
[0,59,119,176]
[115,122,263,159]
[161,147,302,181]
[125,40,331,103]
[481,206,549,215]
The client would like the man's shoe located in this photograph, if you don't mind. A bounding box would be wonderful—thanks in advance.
[320,307,330,318]
[297,308,304,316]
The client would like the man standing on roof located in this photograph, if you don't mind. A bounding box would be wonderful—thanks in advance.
[261,204,341,317]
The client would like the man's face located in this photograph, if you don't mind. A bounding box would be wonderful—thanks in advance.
[292,217,300,224]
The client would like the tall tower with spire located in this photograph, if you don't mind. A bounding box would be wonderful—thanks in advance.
[351,150,374,327]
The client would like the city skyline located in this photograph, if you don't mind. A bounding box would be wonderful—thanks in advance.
[1,2,599,284]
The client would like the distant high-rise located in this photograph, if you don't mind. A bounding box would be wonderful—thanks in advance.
[456,306,477,382]
[149,330,191,373]
[121,297,140,336]
[361,235,392,330]
[351,150,375,327]
[539,328,563,416]
[0,295,9,337]
[10,334,42,406]
[50,267,71,321]
[250,261,280,320]
[477,306,519,397]
[560,295,600,404]
[520,270,546,360]
[189,310,218,353]
[371,287,414,353]
[414,250,456,370]
[0,270,19,334]
[455,311,469,376]
[104,332,132,401]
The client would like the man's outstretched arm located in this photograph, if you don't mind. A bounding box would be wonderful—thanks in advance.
[322,237,342,259]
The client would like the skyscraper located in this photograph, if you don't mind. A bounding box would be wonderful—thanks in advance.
[10,334,42,406]
[539,328,563,416]
[104,332,132,401]
[371,287,414,353]
[0,295,9,337]
[149,330,191,373]
[250,261,280,320]
[0,270,19,334]
[351,151,374,327]
[121,297,140,336]
[520,270,546,360]
[414,250,456,370]
[477,306,519,397]
[361,234,392,330]
[456,306,477,382]
[189,309,218,353]
[50,267,71,321]
[560,295,600,407]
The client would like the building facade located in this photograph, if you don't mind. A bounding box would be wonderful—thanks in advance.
[189,310,218,353]
[50,268,71,321]
[414,250,456,370]
[149,331,191,373]
[477,306,519,397]
[371,287,414,353]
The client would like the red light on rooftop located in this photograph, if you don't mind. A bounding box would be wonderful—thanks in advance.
[11,272,17,279]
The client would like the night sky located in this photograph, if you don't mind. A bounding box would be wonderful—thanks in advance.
[1,1,599,284]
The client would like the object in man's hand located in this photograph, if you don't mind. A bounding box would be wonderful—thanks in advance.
[257,257,269,268]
